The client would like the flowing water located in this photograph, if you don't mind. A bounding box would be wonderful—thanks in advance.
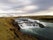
[20,20,53,40]
[21,28,53,40]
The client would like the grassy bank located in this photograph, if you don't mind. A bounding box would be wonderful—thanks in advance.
[0,17,37,40]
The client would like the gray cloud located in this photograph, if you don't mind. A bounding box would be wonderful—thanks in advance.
[26,0,53,13]
[0,0,53,13]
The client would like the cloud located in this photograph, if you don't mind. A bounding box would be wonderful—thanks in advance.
[0,3,12,10]
[0,0,53,15]
[22,5,38,11]
[31,0,53,10]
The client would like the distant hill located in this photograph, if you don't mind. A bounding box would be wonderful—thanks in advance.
[17,15,53,19]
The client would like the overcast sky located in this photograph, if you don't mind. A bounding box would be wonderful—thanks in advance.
[0,0,53,14]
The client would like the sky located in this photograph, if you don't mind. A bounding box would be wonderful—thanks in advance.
[0,0,53,16]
